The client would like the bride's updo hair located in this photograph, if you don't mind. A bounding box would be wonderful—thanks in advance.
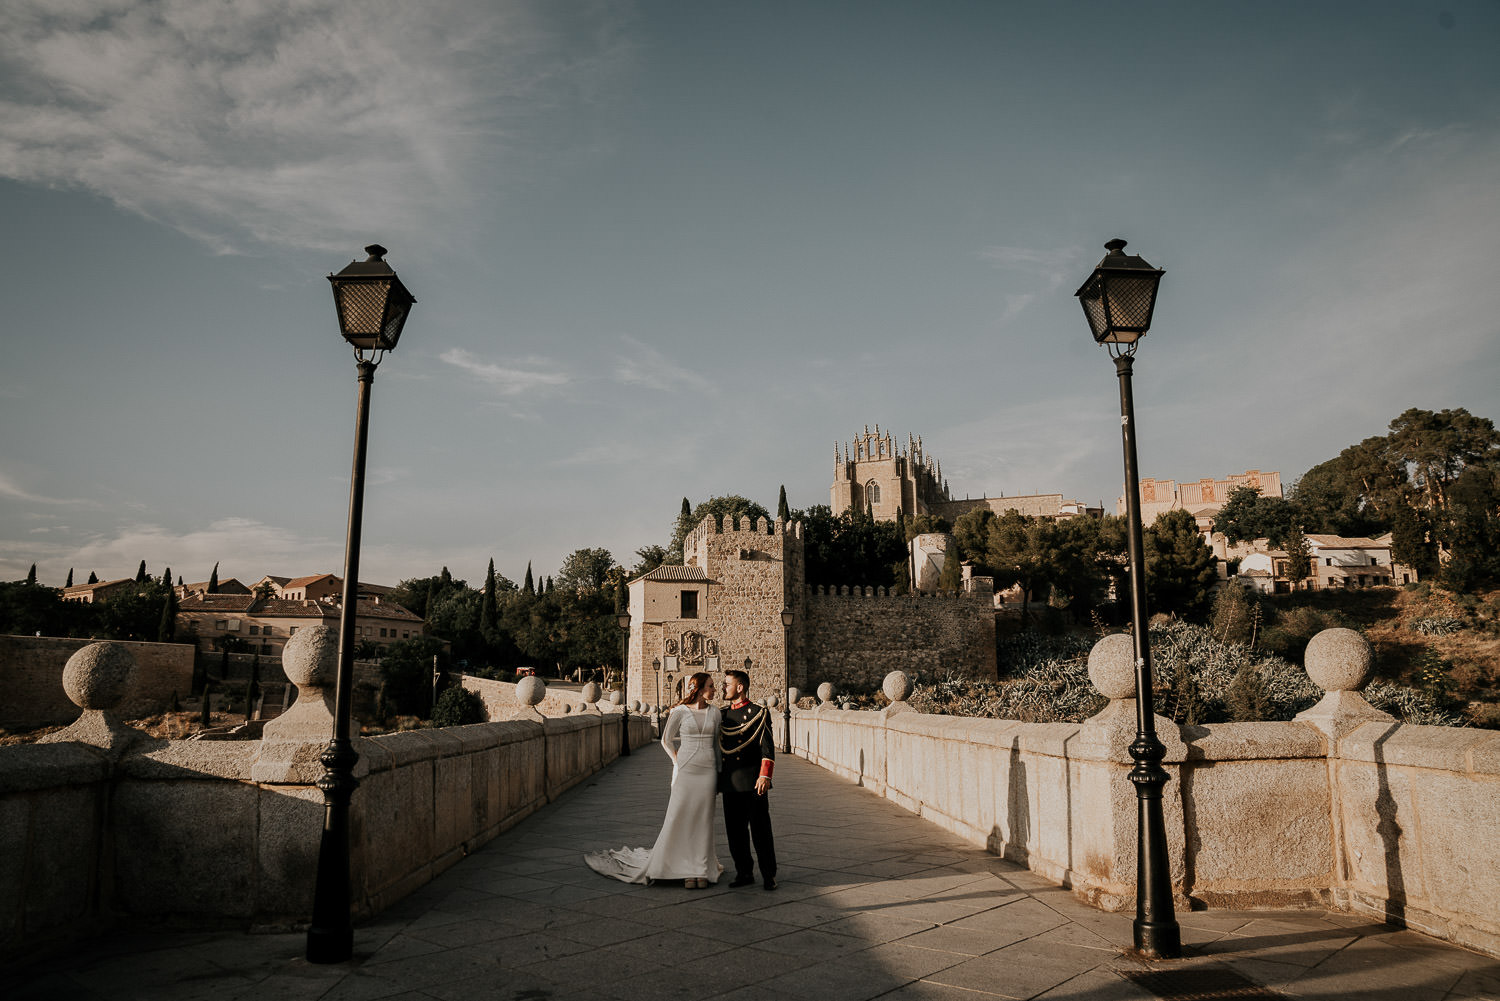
[675,671,713,707]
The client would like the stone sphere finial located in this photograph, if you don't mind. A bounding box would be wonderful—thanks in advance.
[1304,628,1373,692]
[1088,633,1139,701]
[766,694,780,709]
[581,681,602,704]
[516,675,547,707]
[608,689,623,705]
[883,670,914,703]
[62,642,136,711]
[816,682,835,704]
[281,625,338,688]
[787,687,800,705]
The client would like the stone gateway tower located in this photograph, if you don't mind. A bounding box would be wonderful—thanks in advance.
[625,512,995,710]
[626,515,802,708]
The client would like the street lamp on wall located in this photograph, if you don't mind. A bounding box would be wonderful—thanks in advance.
[616,610,632,756]
[308,245,416,965]
[1075,238,1179,960]
[652,657,662,731]
[780,607,794,754]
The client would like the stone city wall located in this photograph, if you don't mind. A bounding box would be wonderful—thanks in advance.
[0,635,195,730]
[0,639,653,968]
[802,587,996,690]
[781,679,1500,957]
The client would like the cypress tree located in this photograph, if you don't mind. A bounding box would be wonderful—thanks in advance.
[440,566,452,588]
[65,568,74,587]
[545,576,554,594]
[135,560,147,583]
[157,591,178,643]
[777,485,790,521]
[523,562,534,595]
[480,558,498,639]
[87,571,99,584]
[178,575,184,586]
[162,566,173,586]
[208,562,220,594]
[26,563,37,585]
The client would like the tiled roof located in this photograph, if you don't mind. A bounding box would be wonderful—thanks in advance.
[179,594,256,612]
[285,573,338,588]
[1306,535,1385,549]
[61,578,132,594]
[632,565,714,583]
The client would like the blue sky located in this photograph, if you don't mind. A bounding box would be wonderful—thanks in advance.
[2,1,1497,590]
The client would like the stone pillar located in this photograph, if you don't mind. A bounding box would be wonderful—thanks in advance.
[1294,628,1392,740]
[251,626,366,784]
[882,670,914,718]
[1073,633,1189,911]
[37,642,145,757]
[509,675,546,720]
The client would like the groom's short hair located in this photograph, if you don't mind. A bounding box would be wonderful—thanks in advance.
[725,669,749,690]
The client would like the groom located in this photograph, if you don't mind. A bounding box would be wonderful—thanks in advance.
[718,669,777,890]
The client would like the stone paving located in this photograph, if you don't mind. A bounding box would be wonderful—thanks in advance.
[14,751,1500,1001]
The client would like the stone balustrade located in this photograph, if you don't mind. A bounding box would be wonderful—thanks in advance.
[780,629,1500,958]
[0,630,654,966]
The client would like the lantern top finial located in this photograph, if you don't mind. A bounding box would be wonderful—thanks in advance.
[364,244,388,261]
[1104,238,1127,254]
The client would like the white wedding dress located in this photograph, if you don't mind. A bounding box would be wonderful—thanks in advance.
[585,703,723,884]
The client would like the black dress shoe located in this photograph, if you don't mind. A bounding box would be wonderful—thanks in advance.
[729,874,755,888]
[763,877,778,891]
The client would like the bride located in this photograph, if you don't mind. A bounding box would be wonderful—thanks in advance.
[585,671,722,887]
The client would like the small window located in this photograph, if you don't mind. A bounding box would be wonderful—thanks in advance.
[681,590,699,619]
[1370,556,1378,565]
[249,625,259,635]
[403,631,410,639]
[215,620,227,630]
[289,626,298,635]
[865,480,881,505]
[379,627,387,638]
[1325,558,1333,566]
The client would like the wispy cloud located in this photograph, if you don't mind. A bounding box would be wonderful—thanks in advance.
[978,244,1084,293]
[440,347,571,394]
[0,0,632,253]
[0,471,93,507]
[613,335,712,393]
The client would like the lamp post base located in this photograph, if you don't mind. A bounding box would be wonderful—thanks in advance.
[306,925,354,965]
[1132,920,1182,960]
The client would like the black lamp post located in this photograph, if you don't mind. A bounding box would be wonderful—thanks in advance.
[1075,238,1179,960]
[652,657,662,731]
[617,610,632,756]
[307,245,415,965]
[780,607,794,754]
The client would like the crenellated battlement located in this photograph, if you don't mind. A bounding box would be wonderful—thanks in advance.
[808,584,987,600]
[683,513,803,557]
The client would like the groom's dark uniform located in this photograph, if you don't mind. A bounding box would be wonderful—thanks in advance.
[718,699,777,885]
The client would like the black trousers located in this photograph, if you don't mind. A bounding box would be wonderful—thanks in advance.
[722,788,777,879]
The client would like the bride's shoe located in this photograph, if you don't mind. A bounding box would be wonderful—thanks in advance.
[686,878,706,889]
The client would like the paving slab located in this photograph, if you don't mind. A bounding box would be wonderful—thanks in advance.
[11,751,1500,1000]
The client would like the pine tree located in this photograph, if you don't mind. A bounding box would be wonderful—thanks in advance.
[1226,662,1272,722]
[480,558,498,640]
[777,485,790,521]
[65,568,74,587]
[936,549,964,592]
[135,560,147,583]
[87,571,99,584]
[523,562,535,595]
[26,563,37,585]
[208,562,220,594]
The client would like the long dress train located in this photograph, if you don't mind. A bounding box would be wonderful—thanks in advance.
[584,703,722,884]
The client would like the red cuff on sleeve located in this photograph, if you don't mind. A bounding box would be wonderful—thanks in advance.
[759,760,774,779]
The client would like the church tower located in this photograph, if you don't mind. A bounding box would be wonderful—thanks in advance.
[830,424,949,520]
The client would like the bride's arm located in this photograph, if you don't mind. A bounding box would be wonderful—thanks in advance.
[660,705,683,760]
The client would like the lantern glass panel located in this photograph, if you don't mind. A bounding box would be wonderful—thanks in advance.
[336,280,392,338]
[1104,274,1159,333]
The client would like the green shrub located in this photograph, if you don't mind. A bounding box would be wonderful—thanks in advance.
[431,686,487,728]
